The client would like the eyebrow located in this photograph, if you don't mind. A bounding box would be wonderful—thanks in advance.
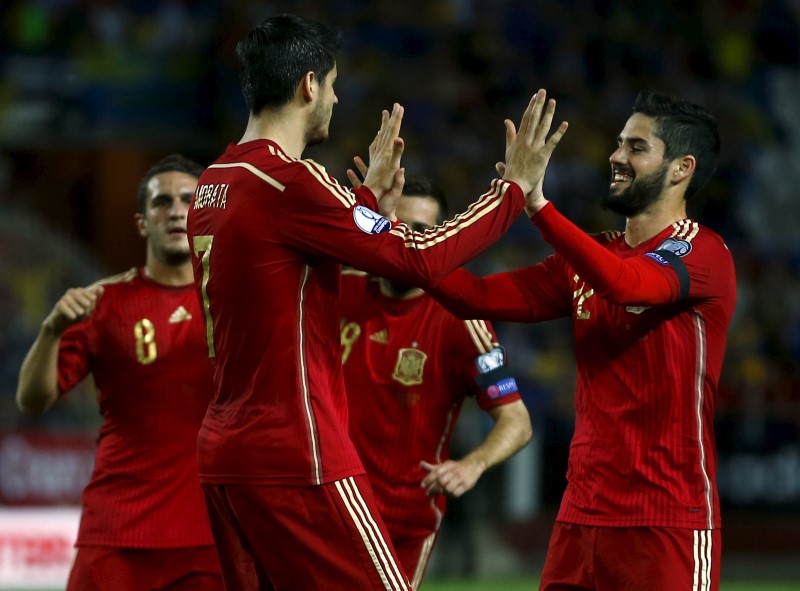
[617,135,651,146]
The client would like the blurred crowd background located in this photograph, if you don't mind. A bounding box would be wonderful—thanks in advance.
[0,0,798,582]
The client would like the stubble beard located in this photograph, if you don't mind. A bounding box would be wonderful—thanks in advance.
[305,102,331,147]
[601,163,669,217]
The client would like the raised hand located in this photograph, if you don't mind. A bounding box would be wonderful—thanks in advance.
[501,89,568,198]
[360,104,405,201]
[43,285,105,336]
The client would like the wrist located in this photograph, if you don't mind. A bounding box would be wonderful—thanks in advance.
[524,196,549,218]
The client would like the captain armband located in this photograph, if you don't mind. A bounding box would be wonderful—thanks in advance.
[473,346,519,400]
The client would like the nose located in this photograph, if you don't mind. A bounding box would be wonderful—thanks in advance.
[170,197,189,218]
[609,145,625,166]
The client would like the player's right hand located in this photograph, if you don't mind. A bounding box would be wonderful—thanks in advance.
[43,285,105,336]
[501,89,568,196]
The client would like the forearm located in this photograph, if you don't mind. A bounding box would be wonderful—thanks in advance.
[531,203,678,305]
[429,268,536,322]
[462,401,533,474]
[16,325,62,414]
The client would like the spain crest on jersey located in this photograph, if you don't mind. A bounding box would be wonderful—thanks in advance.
[392,348,427,386]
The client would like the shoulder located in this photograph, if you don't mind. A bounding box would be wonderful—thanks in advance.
[457,318,499,355]
[656,220,733,262]
[87,267,138,291]
[588,230,624,246]
[340,269,375,302]
[341,268,370,289]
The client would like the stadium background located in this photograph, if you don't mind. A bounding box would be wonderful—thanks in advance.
[0,0,798,588]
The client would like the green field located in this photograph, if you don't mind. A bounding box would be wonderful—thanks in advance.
[422,578,800,591]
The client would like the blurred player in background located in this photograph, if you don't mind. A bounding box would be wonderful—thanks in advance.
[16,154,223,591]
[187,13,565,591]
[432,92,735,591]
[340,174,532,587]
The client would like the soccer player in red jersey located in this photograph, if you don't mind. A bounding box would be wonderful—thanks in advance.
[431,92,736,591]
[187,14,566,591]
[339,175,533,588]
[16,155,223,591]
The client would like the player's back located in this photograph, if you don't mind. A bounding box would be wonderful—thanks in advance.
[188,140,363,487]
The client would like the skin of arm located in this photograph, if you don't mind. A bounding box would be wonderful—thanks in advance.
[420,399,532,498]
[16,285,103,414]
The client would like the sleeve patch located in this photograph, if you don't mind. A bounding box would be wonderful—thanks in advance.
[644,252,669,265]
[353,205,391,234]
[474,347,518,400]
[486,377,519,400]
[475,346,506,374]
[655,237,692,257]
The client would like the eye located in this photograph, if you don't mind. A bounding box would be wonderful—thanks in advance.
[151,195,172,208]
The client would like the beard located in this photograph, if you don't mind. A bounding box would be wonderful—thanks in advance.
[601,162,669,217]
[305,101,332,147]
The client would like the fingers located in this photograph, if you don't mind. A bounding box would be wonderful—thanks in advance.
[46,286,103,334]
[495,161,506,176]
[545,120,569,153]
[504,119,517,148]
[346,169,362,189]
[354,156,368,177]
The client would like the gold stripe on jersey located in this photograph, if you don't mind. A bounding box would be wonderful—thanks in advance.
[336,477,411,591]
[388,180,509,250]
[88,267,138,289]
[341,268,369,277]
[298,265,322,484]
[207,162,285,192]
[411,532,437,589]
[268,145,356,208]
[435,404,458,463]
[693,312,714,530]
[389,180,505,246]
[671,219,700,242]
[464,319,495,353]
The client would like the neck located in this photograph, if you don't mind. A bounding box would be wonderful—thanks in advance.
[239,109,307,159]
[379,278,424,300]
[144,256,194,286]
[623,194,688,247]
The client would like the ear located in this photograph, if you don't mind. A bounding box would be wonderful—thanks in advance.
[134,213,147,238]
[671,155,695,184]
[300,71,316,103]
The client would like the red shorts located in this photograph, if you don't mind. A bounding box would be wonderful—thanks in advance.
[540,522,721,591]
[67,545,223,591]
[391,531,437,589]
[203,475,412,590]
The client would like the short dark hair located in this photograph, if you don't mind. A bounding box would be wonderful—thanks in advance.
[136,154,204,213]
[402,174,449,224]
[632,91,720,200]
[236,14,341,114]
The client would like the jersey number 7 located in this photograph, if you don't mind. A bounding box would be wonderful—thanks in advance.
[192,235,216,358]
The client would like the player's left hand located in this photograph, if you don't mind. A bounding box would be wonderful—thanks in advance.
[420,459,483,498]
[347,157,404,221]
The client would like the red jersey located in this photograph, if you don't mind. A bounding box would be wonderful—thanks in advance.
[187,139,524,486]
[433,204,736,529]
[56,268,215,548]
[339,271,521,539]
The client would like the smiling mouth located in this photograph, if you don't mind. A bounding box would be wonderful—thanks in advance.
[610,171,633,186]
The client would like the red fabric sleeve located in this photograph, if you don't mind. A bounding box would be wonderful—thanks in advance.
[429,257,570,323]
[278,167,525,289]
[531,203,681,305]
[56,318,95,395]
